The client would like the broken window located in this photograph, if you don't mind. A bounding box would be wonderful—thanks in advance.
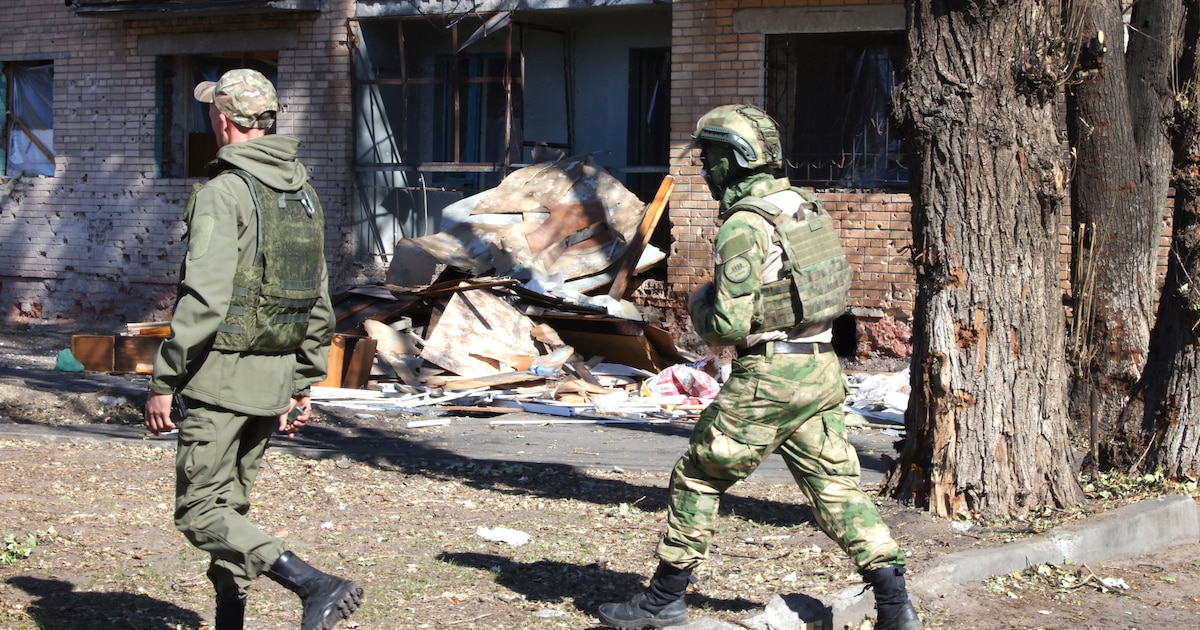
[157,53,277,178]
[766,32,907,190]
[2,60,55,177]
[354,16,524,194]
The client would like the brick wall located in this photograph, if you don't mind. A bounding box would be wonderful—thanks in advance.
[0,1,355,323]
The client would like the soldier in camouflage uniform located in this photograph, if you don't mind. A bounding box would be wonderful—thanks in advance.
[598,105,922,630]
[143,69,363,630]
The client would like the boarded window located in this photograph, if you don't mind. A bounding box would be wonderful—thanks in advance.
[2,61,55,177]
[767,32,907,190]
[157,53,277,178]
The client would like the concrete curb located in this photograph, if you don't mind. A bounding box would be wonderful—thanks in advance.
[677,494,1199,629]
[826,494,1200,628]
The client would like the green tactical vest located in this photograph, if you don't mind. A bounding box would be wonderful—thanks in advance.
[203,168,327,354]
[729,188,852,333]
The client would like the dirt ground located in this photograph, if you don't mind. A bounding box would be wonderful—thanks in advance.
[1,324,1198,630]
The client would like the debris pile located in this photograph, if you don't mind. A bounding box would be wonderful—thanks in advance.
[312,156,703,423]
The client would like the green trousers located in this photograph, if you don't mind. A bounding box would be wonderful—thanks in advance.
[655,351,906,573]
[174,399,286,598]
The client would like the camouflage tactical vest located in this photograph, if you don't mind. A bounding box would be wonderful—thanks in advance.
[730,188,852,332]
[205,168,326,353]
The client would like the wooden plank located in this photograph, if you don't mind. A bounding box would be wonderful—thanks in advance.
[114,335,163,374]
[342,337,378,390]
[316,334,350,388]
[608,174,674,300]
[71,335,114,373]
[436,370,547,391]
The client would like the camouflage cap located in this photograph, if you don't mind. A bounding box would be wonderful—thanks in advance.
[194,69,277,130]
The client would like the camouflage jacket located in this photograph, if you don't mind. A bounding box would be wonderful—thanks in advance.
[690,176,833,349]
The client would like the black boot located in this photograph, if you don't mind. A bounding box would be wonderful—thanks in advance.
[864,565,923,630]
[214,595,245,630]
[265,551,364,630]
[597,563,692,629]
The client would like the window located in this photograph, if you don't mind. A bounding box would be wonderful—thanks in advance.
[354,16,523,193]
[2,60,55,177]
[767,32,907,190]
[157,53,277,178]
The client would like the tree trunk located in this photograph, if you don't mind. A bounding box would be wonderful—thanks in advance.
[887,0,1085,519]
[1066,0,1183,469]
[1141,0,1200,478]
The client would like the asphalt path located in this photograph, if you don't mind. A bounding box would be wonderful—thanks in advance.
[0,363,900,487]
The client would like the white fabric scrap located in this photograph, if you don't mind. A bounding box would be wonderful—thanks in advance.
[476,526,530,546]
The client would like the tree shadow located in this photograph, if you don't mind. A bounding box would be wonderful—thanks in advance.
[6,575,204,630]
[437,551,765,622]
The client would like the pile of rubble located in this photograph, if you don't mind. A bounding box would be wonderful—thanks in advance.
[311,156,717,423]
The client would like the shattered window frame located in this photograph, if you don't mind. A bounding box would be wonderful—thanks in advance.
[2,60,55,178]
[156,52,278,179]
[353,15,524,195]
[766,31,908,191]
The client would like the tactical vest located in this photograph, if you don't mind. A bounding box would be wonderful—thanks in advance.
[203,168,327,353]
[730,188,852,332]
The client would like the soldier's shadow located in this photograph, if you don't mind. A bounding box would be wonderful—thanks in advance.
[6,575,203,630]
[437,551,766,621]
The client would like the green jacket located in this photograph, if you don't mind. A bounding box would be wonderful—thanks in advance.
[149,135,333,417]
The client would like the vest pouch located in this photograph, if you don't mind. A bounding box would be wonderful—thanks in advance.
[755,278,801,333]
[249,277,320,353]
[789,254,852,325]
[212,265,264,352]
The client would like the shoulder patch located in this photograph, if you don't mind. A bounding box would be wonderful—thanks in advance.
[723,255,752,283]
[188,215,215,260]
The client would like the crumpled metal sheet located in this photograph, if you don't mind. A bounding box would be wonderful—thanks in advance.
[386,155,648,287]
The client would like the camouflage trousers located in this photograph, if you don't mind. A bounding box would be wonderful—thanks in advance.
[655,350,906,574]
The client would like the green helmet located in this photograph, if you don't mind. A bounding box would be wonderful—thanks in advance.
[691,104,783,171]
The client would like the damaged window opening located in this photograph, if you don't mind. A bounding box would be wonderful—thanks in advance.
[351,14,529,255]
[157,53,278,178]
[766,32,907,190]
[354,16,524,193]
[2,60,55,177]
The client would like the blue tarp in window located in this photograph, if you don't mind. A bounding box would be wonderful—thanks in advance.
[6,62,55,177]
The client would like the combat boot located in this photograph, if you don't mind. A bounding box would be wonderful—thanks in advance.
[265,551,364,630]
[214,595,245,630]
[863,565,923,630]
[597,562,692,629]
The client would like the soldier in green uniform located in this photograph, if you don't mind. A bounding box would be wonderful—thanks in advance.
[598,105,921,630]
[143,68,363,630]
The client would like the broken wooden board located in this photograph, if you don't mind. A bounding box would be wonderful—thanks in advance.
[428,370,548,392]
[316,334,377,389]
[71,335,115,373]
[532,314,685,372]
[419,288,539,377]
[609,174,674,300]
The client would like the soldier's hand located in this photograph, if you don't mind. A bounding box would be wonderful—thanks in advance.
[279,396,311,437]
[144,393,176,436]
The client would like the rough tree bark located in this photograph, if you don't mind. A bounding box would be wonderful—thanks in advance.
[1138,0,1200,478]
[887,0,1085,519]
[1065,1,1177,470]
